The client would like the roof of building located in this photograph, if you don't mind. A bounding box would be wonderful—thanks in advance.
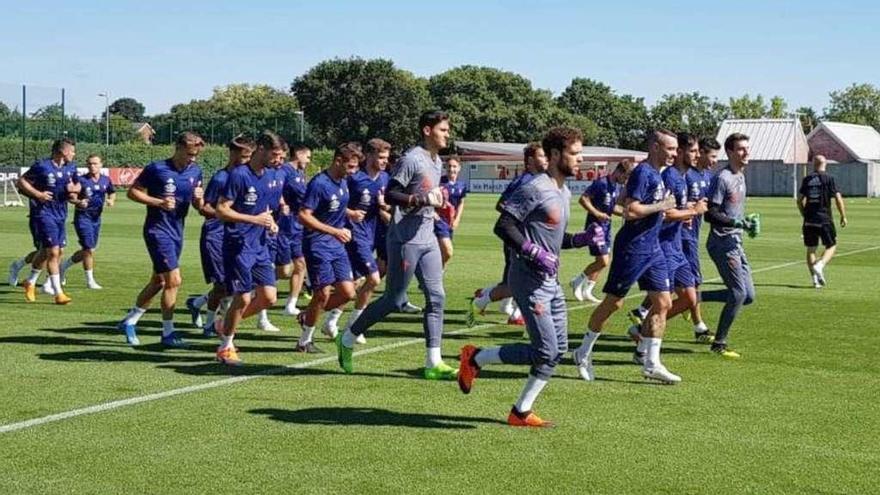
[455,141,647,162]
[716,118,808,163]
[807,121,880,161]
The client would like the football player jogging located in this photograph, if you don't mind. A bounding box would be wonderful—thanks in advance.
[435,156,468,268]
[627,133,709,363]
[117,132,205,347]
[467,142,548,327]
[336,138,392,343]
[15,138,80,304]
[281,144,312,316]
[60,154,116,289]
[294,143,361,353]
[569,159,633,303]
[336,110,455,379]
[213,132,284,366]
[457,127,601,428]
[701,133,759,358]
[186,136,255,336]
[571,130,679,384]
[798,155,847,288]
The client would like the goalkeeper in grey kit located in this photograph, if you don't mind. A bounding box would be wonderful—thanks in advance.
[702,132,760,359]
[457,127,604,428]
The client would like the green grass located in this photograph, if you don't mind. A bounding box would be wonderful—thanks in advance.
[1,195,878,494]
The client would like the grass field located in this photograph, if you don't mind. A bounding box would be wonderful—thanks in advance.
[1,194,878,494]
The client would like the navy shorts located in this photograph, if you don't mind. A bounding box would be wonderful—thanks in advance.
[588,224,612,256]
[305,244,353,290]
[434,218,454,240]
[144,230,182,274]
[603,247,670,298]
[288,231,304,260]
[223,241,275,295]
[29,215,40,250]
[375,232,388,262]
[681,238,703,286]
[199,231,225,285]
[501,247,512,285]
[803,223,836,248]
[346,240,379,279]
[73,214,101,250]
[33,214,67,249]
[269,234,292,266]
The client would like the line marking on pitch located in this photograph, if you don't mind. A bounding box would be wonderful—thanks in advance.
[2,245,877,435]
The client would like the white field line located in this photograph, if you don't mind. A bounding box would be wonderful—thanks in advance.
[1,245,877,435]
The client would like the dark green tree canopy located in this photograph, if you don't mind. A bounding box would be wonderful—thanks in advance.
[108,97,146,122]
[824,83,880,131]
[557,78,649,150]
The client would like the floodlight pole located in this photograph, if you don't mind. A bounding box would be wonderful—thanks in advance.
[791,112,803,199]
[98,92,110,146]
[294,110,304,143]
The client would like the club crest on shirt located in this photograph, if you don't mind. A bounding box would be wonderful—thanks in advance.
[164,177,176,195]
[85,187,93,198]
[244,186,258,206]
[329,194,340,212]
[47,174,57,187]
[652,182,666,201]
[360,188,371,206]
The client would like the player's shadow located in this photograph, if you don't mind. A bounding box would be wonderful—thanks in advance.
[753,283,815,290]
[38,349,210,364]
[250,407,506,429]
[363,328,470,340]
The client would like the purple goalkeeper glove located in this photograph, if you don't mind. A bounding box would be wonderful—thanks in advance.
[571,222,606,249]
[521,240,558,277]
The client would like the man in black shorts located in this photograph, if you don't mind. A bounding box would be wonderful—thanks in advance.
[798,155,847,288]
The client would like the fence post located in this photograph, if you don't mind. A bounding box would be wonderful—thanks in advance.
[21,85,26,168]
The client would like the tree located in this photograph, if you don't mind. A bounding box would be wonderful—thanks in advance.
[557,78,649,150]
[824,83,880,131]
[428,65,584,144]
[768,96,788,118]
[650,92,729,139]
[292,58,430,148]
[0,101,10,119]
[797,106,819,134]
[728,94,767,119]
[150,83,300,144]
[108,97,146,122]
[30,103,64,120]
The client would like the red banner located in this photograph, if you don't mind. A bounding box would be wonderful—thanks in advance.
[108,167,143,187]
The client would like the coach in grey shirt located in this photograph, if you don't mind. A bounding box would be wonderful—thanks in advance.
[703,132,758,359]
[337,110,457,380]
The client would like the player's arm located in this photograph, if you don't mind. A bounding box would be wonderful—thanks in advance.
[705,202,750,228]
[493,211,557,274]
[579,194,609,221]
[127,183,168,209]
[199,201,218,219]
[796,193,807,217]
[452,198,465,229]
[663,199,708,222]
[834,192,847,227]
[346,207,365,223]
[623,195,675,221]
[190,180,205,211]
[106,192,117,207]
[216,197,274,228]
[384,180,442,208]
[16,173,51,202]
[298,208,351,243]
[612,191,625,216]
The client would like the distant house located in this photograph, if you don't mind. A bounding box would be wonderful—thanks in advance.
[807,121,880,196]
[131,122,155,144]
[716,118,808,196]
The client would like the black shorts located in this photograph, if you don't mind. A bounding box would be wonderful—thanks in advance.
[803,223,836,248]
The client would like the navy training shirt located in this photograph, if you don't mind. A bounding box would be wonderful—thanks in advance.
[613,161,667,255]
[135,159,203,239]
[302,170,350,253]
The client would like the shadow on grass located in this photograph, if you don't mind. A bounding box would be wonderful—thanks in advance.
[753,283,816,290]
[250,407,506,429]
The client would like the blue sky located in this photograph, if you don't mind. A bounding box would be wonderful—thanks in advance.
[3,0,878,118]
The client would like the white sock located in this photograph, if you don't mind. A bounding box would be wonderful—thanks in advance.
[27,269,41,285]
[584,280,596,294]
[637,304,650,318]
[814,260,826,272]
[220,333,234,350]
[572,272,586,287]
[161,320,175,337]
[325,308,343,327]
[500,297,514,316]
[644,337,662,368]
[426,346,443,368]
[61,258,74,272]
[49,273,63,294]
[580,330,601,355]
[344,308,364,331]
[474,347,502,367]
[298,325,315,346]
[694,321,708,332]
[85,269,96,284]
[514,375,548,413]
[123,306,147,325]
[285,295,298,310]
[510,306,522,320]
[205,309,216,329]
[475,285,494,310]
[341,328,357,348]
[220,296,233,312]
[636,335,649,354]
[258,309,270,324]
[193,294,208,309]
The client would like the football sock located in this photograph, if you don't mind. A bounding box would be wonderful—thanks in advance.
[325,308,343,327]
[85,269,96,285]
[123,306,147,326]
[694,321,709,332]
[61,257,74,272]
[258,309,270,324]
[475,285,494,309]
[49,273,63,294]
[514,375,548,413]
[571,272,586,287]
[285,295,298,311]
[581,330,600,354]
[299,325,315,346]
[644,337,662,368]
[220,333,234,350]
[426,346,443,368]
[193,294,208,309]
[584,280,596,294]
[161,320,175,337]
[26,269,41,285]
[344,308,364,331]
[474,347,502,367]
[341,328,357,348]
[205,310,216,329]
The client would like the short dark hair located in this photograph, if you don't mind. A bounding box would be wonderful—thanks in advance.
[85,153,101,163]
[542,127,583,159]
[614,158,634,174]
[446,154,461,165]
[227,134,255,152]
[292,143,311,154]
[334,142,364,162]
[175,131,204,148]
[523,142,542,163]
[677,132,698,149]
[724,133,749,152]
[51,137,76,155]
[646,129,676,147]
[419,110,450,130]
[699,137,721,152]
[255,130,285,151]
[365,138,391,154]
